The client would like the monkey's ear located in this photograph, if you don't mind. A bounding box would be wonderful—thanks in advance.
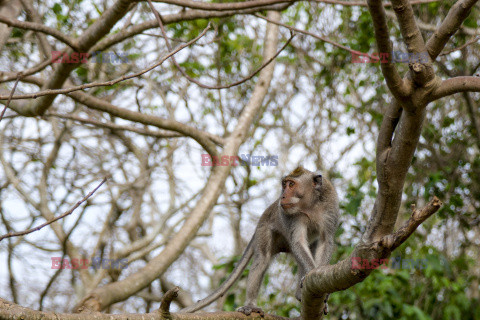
[313,174,322,191]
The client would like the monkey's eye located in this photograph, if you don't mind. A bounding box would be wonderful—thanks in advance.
[288,181,295,188]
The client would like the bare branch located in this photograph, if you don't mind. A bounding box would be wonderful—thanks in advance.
[0,178,106,242]
[430,76,480,100]
[254,13,357,54]
[152,0,292,11]
[440,35,480,56]
[0,57,53,83]
[152,0,439,11]
[0,15,78,50]
[0,298,290,320]
[366,0,410,99]
[389,0,426,53]
[381,197,443,251]
[44,113,185,139]
[426,0,479,60]
[0,73,224,153]
[0,75,20,122]
[67,91,222,156]
[159,286,179,317]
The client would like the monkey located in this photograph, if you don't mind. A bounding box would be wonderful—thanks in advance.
[180,166,339,316]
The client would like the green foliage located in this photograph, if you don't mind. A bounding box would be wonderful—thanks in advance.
[328,244,480,319]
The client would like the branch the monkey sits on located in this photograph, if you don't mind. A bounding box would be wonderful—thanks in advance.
[181,166,339,316]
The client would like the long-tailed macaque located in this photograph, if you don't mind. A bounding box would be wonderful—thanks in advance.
[181,166,339,316]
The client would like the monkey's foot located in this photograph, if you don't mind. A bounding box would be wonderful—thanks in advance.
[237,306,265,317]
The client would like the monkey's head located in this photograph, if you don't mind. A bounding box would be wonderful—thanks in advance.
[280,166,327,214]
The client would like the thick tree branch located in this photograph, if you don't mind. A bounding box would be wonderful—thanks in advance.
[389,0,436,86]
[152,0,292,11]
[0,73,223,156]
[367,0,410,99]
[389,0,425,52]
[0,15,78,50]
[430,76,480,100]
[45,113,185,139]
[0,298,290,320]
[152,0,438,11]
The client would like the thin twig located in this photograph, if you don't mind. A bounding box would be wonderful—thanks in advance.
[147,0,295,89]
[44,113,183,138]
[0,178,107,242]
[254,13,357,54]
[440,35,480,56]
[0,75,21,121]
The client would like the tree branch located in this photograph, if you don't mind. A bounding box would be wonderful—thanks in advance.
[426,0,479,60]
[366,0,410,99]
[0,298,290,320]
[0,15,78,50]
[159,287,179,318]
[0,178,106,242]
[430,76,480,100]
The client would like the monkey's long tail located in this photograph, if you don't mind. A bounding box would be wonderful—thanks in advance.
[179,236,255,313]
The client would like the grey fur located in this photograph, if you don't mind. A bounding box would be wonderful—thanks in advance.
[181,167,339,315]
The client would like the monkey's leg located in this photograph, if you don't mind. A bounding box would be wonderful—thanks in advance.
[290,228,316,302]
[237,250,271,317]
[313,239,334,267]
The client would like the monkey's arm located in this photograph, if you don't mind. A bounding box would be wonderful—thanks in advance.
[179,236,255,313]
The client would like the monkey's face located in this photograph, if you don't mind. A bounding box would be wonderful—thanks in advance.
[280,178,300,212]
[280,172,323,214]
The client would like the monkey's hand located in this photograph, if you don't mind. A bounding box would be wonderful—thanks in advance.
[237,306,265,317]
[300,275,306,288]
[323,293,330,315]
